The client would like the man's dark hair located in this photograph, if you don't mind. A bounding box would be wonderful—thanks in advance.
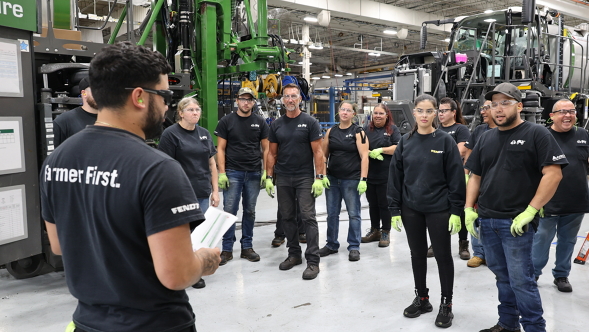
[89,42,172,110]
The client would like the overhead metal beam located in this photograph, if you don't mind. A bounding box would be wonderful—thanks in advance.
[537,0,589,23]
[325,44,398,57]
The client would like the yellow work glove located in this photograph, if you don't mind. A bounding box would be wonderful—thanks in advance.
[260,170,267,187]
[357,180,367,195]
[448,214,461,235]
[311,179,324,197]
[391,216,403,232]
[265,178,275,198]
[322,176,331,189]
[464,207,479,239]
[511,205,538,237]
[465,173,469,185]
[369,148,384,161]
[218,173,229,190]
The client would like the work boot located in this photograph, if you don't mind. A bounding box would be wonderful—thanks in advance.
[240,248,260,262]
[302,264,320,280]
[554,277,573,292]
[279,256,302,270]
[299,233,307,243]
[403,289,433,318]
[479,324,521,332]
[459,240,471,260]
[467,256,486,268]
[427,245,434,258]
[219,251,233,266]
[348,250,360,261]
[435,297,453,328]
[271,236,285,247]
[361,227,381,243]
[192,278,206,289]
[379,230,390,247]
[318,246,338,257]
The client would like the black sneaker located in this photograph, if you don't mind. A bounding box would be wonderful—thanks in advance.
[219,251,233,266]
[192,278,206,289]
[271,236,286,247]
[479,324,521,332]
[302,264,320,280]
[435,302,453,328]
[240,248,260,262]
[279,256,302,270]
[318,246,338,257]
[299,233,307,243]
[349,250,360,261]
[554,277,573,292]
[404,291,433,318]
[427,245,434,258]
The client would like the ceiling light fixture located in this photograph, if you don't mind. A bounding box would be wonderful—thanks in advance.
[368,52,381,56]
[444,38,450,42]
[345,73,353,76]
[334,74,343,77]
[322,75,331,79]
[311,77,320,80]
[383,29,398,35]
[298,62,313,65]
[304,16,318,22]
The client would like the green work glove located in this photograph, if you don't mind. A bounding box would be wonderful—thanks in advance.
[448,214,461,235]
[539,207,545,218]
[391,216,403,232]
[311,179,324,197]
[265,178,275,198]
[65,322,76,332]
[465,174,469,185]
[218,173,229,190]
[322,176,331,189]
[260,170,267,187]
[369,148,384,161]
[465,207,479,239]
[357,180,367,195]
[511,205,538,237]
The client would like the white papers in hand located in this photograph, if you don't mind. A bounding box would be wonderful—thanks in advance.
[191,207,237,250]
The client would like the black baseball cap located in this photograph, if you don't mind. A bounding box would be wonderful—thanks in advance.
[79,77,90,91]
[484,82,522,102]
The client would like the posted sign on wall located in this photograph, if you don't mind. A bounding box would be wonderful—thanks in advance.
[0,0,38,32]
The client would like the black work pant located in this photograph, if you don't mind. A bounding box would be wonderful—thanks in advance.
[365,182,391,231]
[276,176,320,265]
[76,326,196,332]
[275,198,305,236]
[458,212,467,241]
[402,205,454,301]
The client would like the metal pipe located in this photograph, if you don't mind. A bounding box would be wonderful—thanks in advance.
[257,0,268,39]
[127,0,135,43]
[108,3,127,44]
[138,0,166,45]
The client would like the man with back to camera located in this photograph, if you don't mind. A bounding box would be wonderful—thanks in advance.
[464,83,566,332]
[40,42,221,332]
[53,77,98,147]
[532,99,589,292]
[265,83,325,280]
[215,87,269,265]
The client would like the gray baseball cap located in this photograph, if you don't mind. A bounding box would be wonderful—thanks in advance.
[238,87,256,98]
[484,82,522,102]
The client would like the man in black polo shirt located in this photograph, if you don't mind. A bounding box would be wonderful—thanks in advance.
[215,87,269,265]
[40,42,221,332]
[532,99,589,292]
[53,77,98,147]
[266,83,325,280]
[464,83,566,332]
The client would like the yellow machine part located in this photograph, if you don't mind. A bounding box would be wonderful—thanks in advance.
[241,78,260,98]
[262,74,282,99]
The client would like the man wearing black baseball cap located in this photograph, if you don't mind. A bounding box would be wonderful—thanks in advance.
[53,76,99,148]
[464,82,567,332]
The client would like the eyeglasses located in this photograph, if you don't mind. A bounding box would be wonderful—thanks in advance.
[480,105,491,112]
[414,108,437,115]
[283,94,300,100]
[237,97,255,103]
[125,87,174,106]
[183,108,202,113]
[553,109,577,115]
[339,108,354,113]
[438,108,453,114]
[490,99,518,109]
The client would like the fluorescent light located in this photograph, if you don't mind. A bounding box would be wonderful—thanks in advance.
[309,43,323,50]
[298,62,313,65]
[484,18,497,22]
[368,52,381,56]
[311,77,320,80]
[484,9,493,14]
[383,29,397,35]
[444,38,450,42]
[290,39,298,44]
[304,16,318,22]
[321,75,331,79]
[345,73,353,76]
[334,74,343,77]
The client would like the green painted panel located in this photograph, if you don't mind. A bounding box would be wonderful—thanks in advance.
[0,0,38,32]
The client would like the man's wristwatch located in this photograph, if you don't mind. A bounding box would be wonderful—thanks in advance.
[267,175,273,180]
[315,174,324,180]
[360,177,367,181]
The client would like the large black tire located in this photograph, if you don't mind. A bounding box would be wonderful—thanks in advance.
[6,254,47,279]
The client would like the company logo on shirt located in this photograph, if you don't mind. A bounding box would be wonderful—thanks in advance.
[171,202,200,214]
[553,154,566,161]
[383,133,390,136]
[251,124,260,128]
[447,131,456,135]
[297,124,307,128]
[200,136,208,140]
[510,140,526,145]
[578,140,587,144]
[430,150,444,154]
[43,165,121,188]
[345,133,354,138]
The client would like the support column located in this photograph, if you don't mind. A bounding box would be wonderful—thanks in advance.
[200,3,218,138]
[302,25,311,82]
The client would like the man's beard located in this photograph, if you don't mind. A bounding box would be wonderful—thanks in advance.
[493,111,518,128]
[87,95,98,109]
[143,98,164,139]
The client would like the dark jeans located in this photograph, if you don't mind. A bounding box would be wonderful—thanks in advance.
[275,198,305,236]
[365,182,391,231]
[75,326,196,332]
[402,205,454,300]
[276,175,320,265]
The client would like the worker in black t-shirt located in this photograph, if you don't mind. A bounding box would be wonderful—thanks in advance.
[319,101,369,262]
[532,99,589,293]
[266,83,325,280]
[388,94,465,328]
[214,87,269,265]
[463,100,495,268]
[40,42,220,332]
[53,77,99,148]
[465,83,567,332]
[362,103,400,247]
[437,97,471,261]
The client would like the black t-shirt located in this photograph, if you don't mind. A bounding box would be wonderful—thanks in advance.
[465,124,491,150]
[159,123,217,198]
[465,121,568,219]
[544,127,589,214]
[40,126,203,332]
[268,112,323,177]
[214,112,269,172]
[53,106,98,147]
[364,124,401,183]
[388,129,466,216]
[439,123,470,144]
[327,124,363,180]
